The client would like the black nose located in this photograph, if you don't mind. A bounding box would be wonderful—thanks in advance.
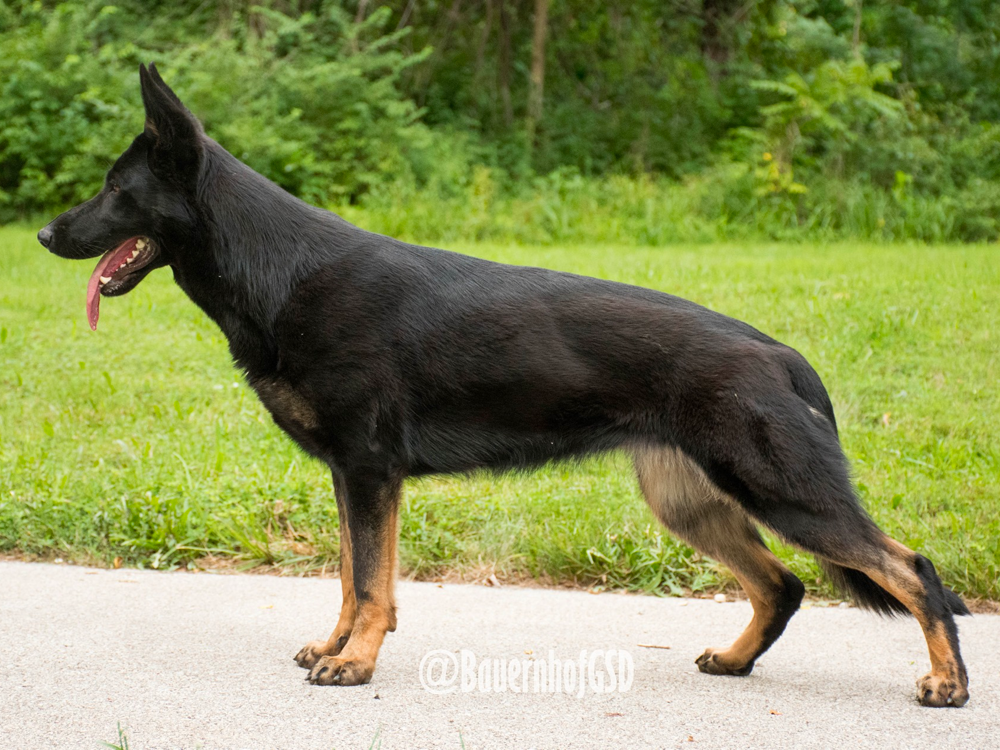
[37,226,54,248]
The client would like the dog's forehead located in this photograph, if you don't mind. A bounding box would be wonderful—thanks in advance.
[107,134,150,179]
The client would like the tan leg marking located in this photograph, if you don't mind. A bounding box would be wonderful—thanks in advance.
[294,508,356,669]
[308,590,393,686]
[860,538,968,707]
[634,446,802,676]
[697,543,790,674]
[307,481,400,686]
[384,502,399,633]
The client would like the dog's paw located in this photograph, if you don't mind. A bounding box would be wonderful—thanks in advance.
[294,640,330,669]
[917,672,969,707]
[294,634,351,669]
[307,655,374,686]
[695,648,755,676]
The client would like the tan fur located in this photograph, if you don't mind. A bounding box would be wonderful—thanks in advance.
[633,445,724,520]
[306,560,396,685]
[325,589,394,681]
[708,542,787,669]
[634,446,795,674]
[816,534,968,704]
[251,377,319,430]
[633,446,773,566]
[299,479,401,685]
[324,510,358,653]
[384,500,399,632]
[293,501,357,668]
[861,538,966,687]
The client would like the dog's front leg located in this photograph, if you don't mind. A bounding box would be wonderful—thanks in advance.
[305,470,400,686]
[294,475,357,669]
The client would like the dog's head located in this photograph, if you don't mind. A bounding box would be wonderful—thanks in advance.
[38,63,203,330]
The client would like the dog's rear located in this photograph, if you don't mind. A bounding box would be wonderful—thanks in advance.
[629,345,969,706]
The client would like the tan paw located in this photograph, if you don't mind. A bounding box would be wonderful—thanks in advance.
[293,634,350,669]
[695,648,755,676]
[307,655,374,686]
[917,672,969,707]
[294,640,329,669]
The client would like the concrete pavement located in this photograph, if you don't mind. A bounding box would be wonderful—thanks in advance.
[1,561,997,749]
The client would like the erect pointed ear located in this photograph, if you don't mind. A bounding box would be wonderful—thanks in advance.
[139,62,203,183]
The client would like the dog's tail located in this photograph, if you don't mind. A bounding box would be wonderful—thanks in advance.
[817,559,971,617]
[778,349,971,618]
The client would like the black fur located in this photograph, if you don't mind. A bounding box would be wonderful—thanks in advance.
[757,568,807,653]
[818,557,970,619]
[37,65,972,698]
[913,554,972,617]
[818,560,910,617]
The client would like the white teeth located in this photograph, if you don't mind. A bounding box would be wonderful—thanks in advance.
[135,238,147,250]
[99,276,111,285]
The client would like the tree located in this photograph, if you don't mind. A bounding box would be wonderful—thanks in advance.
[526,0,549,148]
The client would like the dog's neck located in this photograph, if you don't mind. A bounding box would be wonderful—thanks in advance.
[173,140,356,374]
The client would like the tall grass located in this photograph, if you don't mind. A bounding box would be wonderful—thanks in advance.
[338,166,1000,246]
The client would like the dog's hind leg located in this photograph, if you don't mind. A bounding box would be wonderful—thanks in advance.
[812,535,970,707]
[697,380,970,706]
[294,474,358,669]
[634,447,805,676]
[759,507,969,706]
[307,469,401,686]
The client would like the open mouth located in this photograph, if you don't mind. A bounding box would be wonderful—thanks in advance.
[86,236,159,330]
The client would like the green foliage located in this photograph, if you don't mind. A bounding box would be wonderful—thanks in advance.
[338,164,991,245]
[0,0,436,216]
[175,6,434,204]
[752,57,903,170]
[0,4,136,212]
[2,1,1000,239]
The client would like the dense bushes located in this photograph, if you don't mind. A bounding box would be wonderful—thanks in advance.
[1,0,999,243]
[0,1,438,213]
[341,163,1000,245]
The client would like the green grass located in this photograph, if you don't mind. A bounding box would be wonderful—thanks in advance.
[1,226,998,600]
[101,724,130,750]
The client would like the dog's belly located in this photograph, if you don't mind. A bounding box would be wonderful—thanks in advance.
[405,424,623,475]
[403,398,660,475]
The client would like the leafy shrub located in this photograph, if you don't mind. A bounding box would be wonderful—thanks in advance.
[0,1,440,218]
[1,1,999,244]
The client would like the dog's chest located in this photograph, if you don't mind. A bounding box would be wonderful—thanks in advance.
[249,376,320,433]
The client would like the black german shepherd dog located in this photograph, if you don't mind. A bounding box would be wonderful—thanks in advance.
[38,64,970,707]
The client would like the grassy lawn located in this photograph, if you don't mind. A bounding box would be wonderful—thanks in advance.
[1,225,998,600]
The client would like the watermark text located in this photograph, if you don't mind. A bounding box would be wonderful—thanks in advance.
[419,649,634,696]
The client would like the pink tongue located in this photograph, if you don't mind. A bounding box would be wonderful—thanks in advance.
[87,238,138,331]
